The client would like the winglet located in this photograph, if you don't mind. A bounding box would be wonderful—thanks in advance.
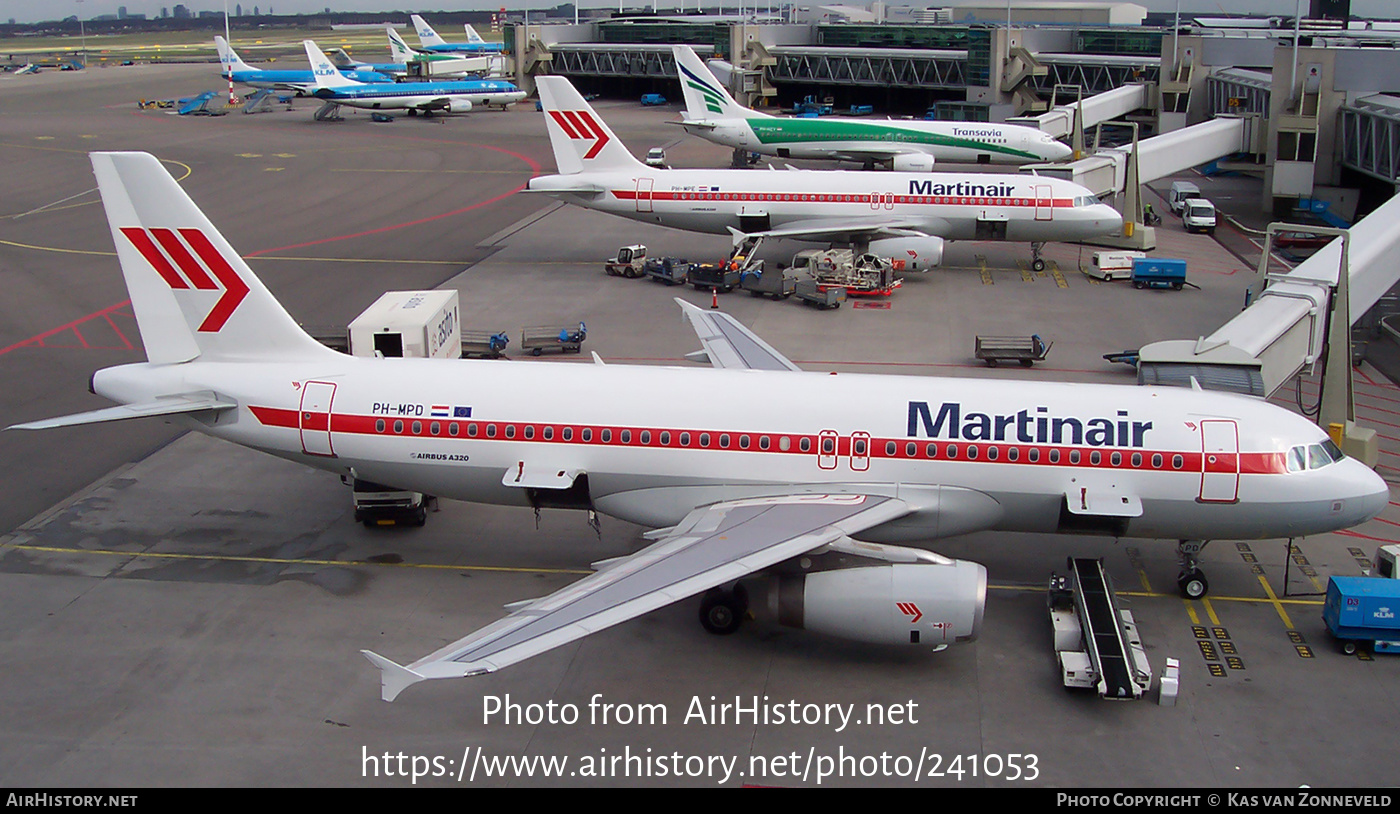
[674,298,802,372]
[361,650,426,703]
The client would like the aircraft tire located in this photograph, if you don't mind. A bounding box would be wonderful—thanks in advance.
[699,585,747,635]
[1178,569,1208,599]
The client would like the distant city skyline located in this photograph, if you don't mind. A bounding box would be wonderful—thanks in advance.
[1,1,1395,27]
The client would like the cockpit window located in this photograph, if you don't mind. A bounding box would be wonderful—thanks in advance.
[1289,440,1346,472]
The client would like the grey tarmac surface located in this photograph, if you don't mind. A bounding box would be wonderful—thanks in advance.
[2,63,1398,788]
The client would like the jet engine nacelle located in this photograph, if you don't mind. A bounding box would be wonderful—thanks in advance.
[890,153,935,172]
[868,236,944,271]
[442,99,473,114]
[773,559,985,646]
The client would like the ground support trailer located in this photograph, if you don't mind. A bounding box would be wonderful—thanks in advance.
[522,323,587,356]
[974,334,1052,367]
[1324,576,1400,655]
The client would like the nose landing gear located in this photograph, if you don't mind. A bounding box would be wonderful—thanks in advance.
[1177,540,1211,599]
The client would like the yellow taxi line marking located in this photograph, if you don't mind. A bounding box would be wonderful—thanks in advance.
[1257,573,1295,629]
[4,542,592,576]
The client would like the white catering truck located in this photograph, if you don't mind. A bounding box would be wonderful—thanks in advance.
[344,290,461,526]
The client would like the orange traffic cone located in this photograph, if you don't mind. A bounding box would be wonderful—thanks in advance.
[710,288,719,309]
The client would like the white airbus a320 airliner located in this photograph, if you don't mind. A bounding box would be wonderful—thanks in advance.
[528,76,1120,271]
[11,153,1387,701]
[671,44,1074,170]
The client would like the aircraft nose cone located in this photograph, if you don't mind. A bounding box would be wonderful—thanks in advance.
[1356,465,1390,523]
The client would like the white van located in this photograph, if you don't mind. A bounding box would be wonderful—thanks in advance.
[1169,181,1201,215]
[1183,199,1217,234]
[1088,251,1146,280]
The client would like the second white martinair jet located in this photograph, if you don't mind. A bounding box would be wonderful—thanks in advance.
[671,45,1073,170]
[529,76,1118,270]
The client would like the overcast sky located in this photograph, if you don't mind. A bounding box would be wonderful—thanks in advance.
[2,1,1394,27]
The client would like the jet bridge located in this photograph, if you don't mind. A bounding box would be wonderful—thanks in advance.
[1137,192,1400,402]
[1008,82,1154,142]
[1022,115,1260,249]
[1026,116,1255,200]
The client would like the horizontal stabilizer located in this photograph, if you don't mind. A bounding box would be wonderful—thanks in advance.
[8,392,236,430]
[361,650,426,703]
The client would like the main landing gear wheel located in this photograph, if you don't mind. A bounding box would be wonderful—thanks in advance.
[699,584,748,635]
[1177,568,1208,599]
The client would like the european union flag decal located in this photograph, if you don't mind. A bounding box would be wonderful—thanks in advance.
[454,406,472,418]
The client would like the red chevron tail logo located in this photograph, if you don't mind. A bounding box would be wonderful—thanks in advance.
[120,227,250,333]
[896,602,923,623]
[548,109,611,159]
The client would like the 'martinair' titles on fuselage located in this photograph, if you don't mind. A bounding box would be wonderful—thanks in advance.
[907,401,1155,448]
[908,180,1020,198]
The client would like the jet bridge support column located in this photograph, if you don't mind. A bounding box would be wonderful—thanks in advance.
[1083,124,1156,252]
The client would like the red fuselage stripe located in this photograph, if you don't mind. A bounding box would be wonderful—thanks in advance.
[248,406,1284,475]
[610,190,1076,208]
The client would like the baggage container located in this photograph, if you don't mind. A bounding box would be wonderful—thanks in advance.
[348,290,460,359]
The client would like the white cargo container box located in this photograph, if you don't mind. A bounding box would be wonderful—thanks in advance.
[349,290,461,359]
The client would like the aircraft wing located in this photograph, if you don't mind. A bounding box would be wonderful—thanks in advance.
[363,493,910,701]
[417,97,452,111]
[738,217,947,244]
[675,298,802,371]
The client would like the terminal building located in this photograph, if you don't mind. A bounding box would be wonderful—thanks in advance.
[503,0,1400,218]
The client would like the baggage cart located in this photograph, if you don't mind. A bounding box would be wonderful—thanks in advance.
[740,264,796,300]
[644,257,690,286]
[974,334,1052,367]
[522,322,586,356]
[460,329,509,359]
[794,278,845,310]
[689,262,742,293]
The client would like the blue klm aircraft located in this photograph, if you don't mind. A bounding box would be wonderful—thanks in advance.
[215,37,391,94]
[410,14,504,54]
[303,40,524,115]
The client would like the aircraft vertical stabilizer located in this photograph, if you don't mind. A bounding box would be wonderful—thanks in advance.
[387,27,418,62]
[303,40,360,90]
[536,76,644,175]
[90,152,334,363]
[214,36,254,76]
[464,24,488,45]
[411,14,449,49]
[673,44,770,121]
